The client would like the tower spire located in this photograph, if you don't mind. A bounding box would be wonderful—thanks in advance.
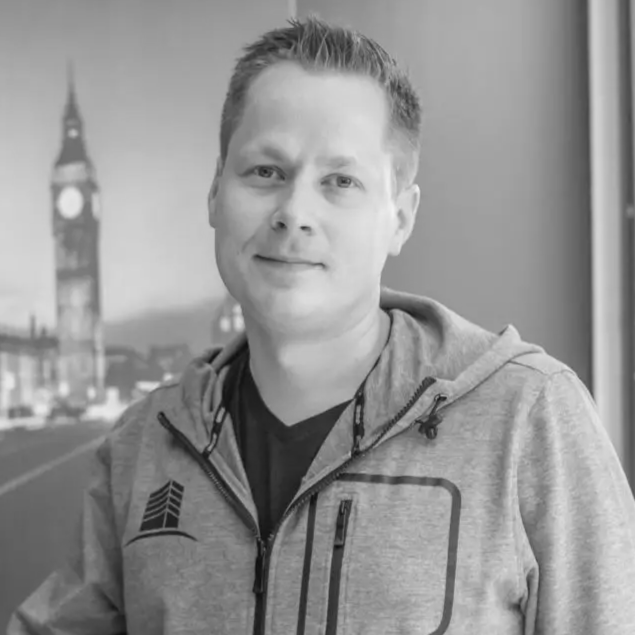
[67,60,75,95]
[64,59,80,123]
[55,61,90,166]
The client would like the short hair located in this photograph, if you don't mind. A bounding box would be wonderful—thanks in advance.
[219,16,422,194]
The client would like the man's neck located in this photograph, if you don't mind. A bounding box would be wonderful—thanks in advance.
[245,307,391,426]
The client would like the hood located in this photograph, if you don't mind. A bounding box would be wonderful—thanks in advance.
[170,286,545,452]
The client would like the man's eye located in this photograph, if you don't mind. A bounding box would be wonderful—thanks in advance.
[253,166,279,179]
[329,175,355,189]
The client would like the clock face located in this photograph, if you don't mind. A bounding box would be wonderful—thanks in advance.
[57,186,84,219]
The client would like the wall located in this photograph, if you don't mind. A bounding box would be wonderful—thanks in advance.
[297,0,592,387]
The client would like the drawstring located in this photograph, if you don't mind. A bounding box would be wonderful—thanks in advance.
[202,404,229,458]
[351,390,366,456]
[416,394,448,440]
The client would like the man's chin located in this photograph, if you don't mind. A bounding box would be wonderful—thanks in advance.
[253,293,328,329]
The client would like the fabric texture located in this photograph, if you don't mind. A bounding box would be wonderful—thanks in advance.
[7,286,635,635]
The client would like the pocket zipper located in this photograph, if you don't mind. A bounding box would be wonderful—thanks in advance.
[326,499,353,635]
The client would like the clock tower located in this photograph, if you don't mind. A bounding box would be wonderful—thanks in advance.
[51,68,105,405]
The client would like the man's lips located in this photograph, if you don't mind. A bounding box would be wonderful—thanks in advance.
[256,255,323,267]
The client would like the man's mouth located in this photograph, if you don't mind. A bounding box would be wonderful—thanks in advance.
[256,255,323,268]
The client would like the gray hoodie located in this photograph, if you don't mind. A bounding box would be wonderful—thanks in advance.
[8,287,635,634]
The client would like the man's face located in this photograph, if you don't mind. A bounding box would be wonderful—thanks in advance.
[209,61,419,336]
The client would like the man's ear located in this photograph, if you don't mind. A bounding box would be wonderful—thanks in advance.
[207,157,224,228]
[388,183,421,257]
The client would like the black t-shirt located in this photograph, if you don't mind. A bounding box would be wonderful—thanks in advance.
[223,349,349,539]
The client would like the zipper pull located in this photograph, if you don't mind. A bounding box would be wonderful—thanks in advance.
[253,538,267,595]
[334,500,352,547]
[417,394,448,439]
[352,395,365,455]
[203,405,226,458]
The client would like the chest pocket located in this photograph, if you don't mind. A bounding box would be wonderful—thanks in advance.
[325,475,461,635]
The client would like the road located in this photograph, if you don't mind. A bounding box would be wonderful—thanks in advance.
[0,419,114,632]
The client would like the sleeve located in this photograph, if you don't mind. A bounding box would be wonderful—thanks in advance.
[6,430,127,635]
[516,369,635,634]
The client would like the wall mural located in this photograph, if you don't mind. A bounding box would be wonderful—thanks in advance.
[0,3,258,424]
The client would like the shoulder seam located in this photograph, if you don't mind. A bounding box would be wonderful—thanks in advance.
[508,357,572,377]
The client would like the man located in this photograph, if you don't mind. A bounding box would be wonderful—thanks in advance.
[8,16,635,635]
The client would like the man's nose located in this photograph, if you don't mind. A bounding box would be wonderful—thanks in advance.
[270,182,315,233]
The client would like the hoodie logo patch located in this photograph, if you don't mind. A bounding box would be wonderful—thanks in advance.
[125,480,197,546]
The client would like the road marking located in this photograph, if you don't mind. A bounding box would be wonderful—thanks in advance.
[0,436,106,499]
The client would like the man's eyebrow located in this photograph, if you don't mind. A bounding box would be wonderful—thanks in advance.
[245,144,287,162]
[242,144,362,169]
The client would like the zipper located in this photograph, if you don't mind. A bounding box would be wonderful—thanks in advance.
[157,374,440,635]
[325,499,352,635]
[334,500,352,547]
[158,411,270,635]
[253,537,267,634]
[157,411,260,540]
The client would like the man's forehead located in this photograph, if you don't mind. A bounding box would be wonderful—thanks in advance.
[239,63,390,134]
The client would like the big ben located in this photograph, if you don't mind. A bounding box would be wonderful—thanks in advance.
[51,70,105,405]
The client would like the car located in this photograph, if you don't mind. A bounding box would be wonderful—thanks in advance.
[47,401,86,422]
[7,405,34,419]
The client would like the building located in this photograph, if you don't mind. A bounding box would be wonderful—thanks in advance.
[211,292,245,347]
[147,344,193,381]
[105,346,150,403]
[104,343,193,406]
[0,318,58,416]
[50,68,106,405]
